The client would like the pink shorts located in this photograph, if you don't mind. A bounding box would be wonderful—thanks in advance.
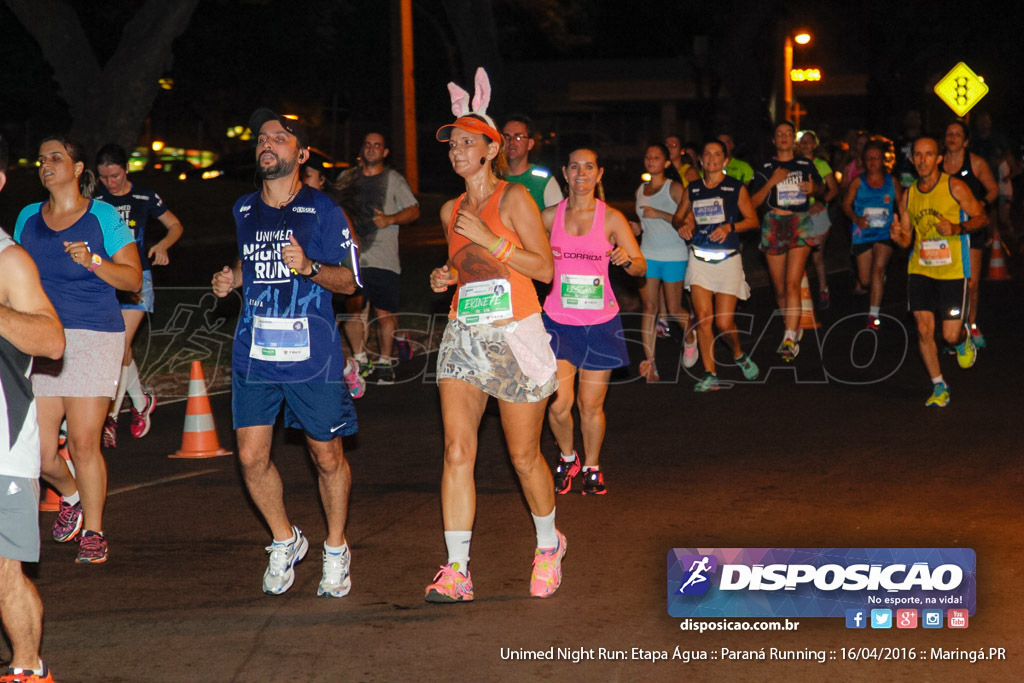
[32,329,125,398]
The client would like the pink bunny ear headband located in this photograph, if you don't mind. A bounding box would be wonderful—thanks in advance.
[435,67,502,143]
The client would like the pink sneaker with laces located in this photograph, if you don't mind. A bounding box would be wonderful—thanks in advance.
[530,530,567,598]
[425,563,474,602]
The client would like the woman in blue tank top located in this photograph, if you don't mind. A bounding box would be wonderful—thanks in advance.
[841,139,901,329]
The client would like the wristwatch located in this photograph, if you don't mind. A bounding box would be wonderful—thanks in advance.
[306,260,323,279]
[87,253,103,272]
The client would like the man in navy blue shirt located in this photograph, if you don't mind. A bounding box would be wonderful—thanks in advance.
[212,109,360,598]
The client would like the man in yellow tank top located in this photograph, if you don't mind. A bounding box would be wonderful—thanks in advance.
[891,137,987,407]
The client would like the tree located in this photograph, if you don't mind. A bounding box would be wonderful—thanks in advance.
[4,0,199,155]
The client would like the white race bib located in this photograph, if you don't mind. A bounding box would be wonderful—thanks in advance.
[560,274,605,310]
[457,278,514,325]
[777,172,806,207]
[919,239,953,267]
[863,207,889,228]
[249,315,310,362]
[692,197,726,225]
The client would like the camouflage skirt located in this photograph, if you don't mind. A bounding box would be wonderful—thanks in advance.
[436,319,557,403]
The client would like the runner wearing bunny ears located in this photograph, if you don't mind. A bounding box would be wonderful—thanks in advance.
[426,68,566,603]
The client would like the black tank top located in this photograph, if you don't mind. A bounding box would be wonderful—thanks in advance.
[954,155,985,201]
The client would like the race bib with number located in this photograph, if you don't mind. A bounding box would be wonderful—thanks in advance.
[560,274,605,310]
[919,238,953,267]
[692,197,726,225]
[777,173,806,207]
[864,207,890,228]
[457,278,514,325]
[250,316,311,362]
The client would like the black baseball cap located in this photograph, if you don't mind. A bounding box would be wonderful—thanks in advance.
[249,108,309,148]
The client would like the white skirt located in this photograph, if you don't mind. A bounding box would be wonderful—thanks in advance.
[684,253,751,300]
[32,328,124,398]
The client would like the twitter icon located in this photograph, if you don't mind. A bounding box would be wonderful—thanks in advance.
[870,609,892,629]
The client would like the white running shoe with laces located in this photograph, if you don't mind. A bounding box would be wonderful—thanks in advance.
[262,526,308,595]
[318,545,352,598]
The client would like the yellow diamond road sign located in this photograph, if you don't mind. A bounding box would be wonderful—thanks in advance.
[934,62,988,117]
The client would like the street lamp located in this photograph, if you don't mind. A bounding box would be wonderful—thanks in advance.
[783,29,812,128]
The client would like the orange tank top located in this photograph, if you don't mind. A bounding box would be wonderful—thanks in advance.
[447,181,542,321]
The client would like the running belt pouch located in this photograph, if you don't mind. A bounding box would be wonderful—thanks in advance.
[502,312,557,385]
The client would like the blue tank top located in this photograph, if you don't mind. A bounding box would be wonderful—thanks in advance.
[851,173,896,244]
[687,176,743,258]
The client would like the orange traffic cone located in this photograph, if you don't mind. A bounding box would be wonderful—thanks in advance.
[986,235,1011,281]
[170,361,232,459]
[40,437,72,512]
[799,273,821,330]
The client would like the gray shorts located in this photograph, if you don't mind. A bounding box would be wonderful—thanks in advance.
[0,476,40,562]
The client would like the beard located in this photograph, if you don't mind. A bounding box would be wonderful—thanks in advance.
[257,151,298,180]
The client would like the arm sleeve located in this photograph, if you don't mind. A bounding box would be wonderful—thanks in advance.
[543,176,564,208]
[748,165,768,195]
[95,202,135,256]
[149,192,169,220]
[13,205,38,243]
[385,171,418,214]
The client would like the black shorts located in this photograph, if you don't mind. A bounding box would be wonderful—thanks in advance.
[850,239,894,256]
[968,225,989,250]
[359,267,401,313]
[907,274,967,321]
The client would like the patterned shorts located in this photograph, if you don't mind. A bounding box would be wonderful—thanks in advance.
[760,211,816,255]
[436,319,557,403]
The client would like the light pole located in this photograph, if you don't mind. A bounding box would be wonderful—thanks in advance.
[783,31,811,127]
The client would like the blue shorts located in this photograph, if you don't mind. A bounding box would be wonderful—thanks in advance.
[645,259,688,283]
[543,313,629,371]
[232,372,358,441]
[118,270,155,313]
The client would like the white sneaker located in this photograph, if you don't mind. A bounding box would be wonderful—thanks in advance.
[262,526,309,595]
[682,334,700,369]
[318,544,352,598]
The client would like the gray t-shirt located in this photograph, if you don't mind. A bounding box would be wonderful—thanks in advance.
[338,168,418,274]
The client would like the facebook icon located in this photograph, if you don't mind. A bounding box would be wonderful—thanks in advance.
[846,609,867,629]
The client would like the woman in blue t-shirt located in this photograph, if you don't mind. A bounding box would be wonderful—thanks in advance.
[15,136,141,564]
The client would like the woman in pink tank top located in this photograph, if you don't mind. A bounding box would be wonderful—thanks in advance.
[425,71,566,603]
[541,148,644,497]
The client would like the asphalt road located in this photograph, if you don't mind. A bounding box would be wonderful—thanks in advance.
[21,263,1023,682]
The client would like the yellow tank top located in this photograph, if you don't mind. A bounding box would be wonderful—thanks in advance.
[907,173,969,280]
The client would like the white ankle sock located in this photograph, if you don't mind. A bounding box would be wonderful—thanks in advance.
[444,530,472,574]
[532,509,558,549]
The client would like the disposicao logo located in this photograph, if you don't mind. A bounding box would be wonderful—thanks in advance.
[667,548,976,619]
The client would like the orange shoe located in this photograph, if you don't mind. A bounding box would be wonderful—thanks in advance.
[0,661,55,682]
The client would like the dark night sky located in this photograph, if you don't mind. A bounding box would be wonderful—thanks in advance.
[2,0,1023,163]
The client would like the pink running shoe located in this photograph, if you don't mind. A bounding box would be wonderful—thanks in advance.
[102,416,117,448]
[553,455,581,495]
[76,531,108,564]
[343,359,366,399]
[53,499,83,543]
[530,531,567,598]
[130,392,156,439]
[425,563,474,602]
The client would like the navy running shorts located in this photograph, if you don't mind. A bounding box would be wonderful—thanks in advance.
[232,372,358,441]
[542,313,629,371]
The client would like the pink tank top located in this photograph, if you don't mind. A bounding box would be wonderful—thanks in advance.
[543,199,619,325]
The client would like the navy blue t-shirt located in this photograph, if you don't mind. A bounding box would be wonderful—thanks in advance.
[687,176,745,253]
[15,200,134,332]
[94,184,168,271]
[231,186,357,383]
[749,157,822,213]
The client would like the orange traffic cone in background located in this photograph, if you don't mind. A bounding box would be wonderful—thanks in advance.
[40,432,73,512]
[799,273,821,330]
[170,361,232,459]
[986,235,1011,281]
